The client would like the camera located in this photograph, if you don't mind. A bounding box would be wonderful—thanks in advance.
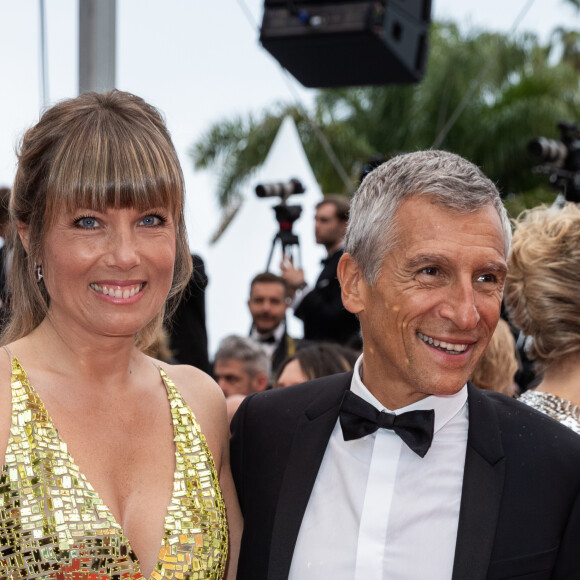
[528,122,580,203]
[255,178,305,203]
[255,178,306,271]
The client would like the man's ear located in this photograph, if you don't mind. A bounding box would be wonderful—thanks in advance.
[252,372,269,393]
[17,221,31,254]
[338,252,366,314]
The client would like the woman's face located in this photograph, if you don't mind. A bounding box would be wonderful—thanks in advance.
[31,205,176,341]
[276,358,308,388]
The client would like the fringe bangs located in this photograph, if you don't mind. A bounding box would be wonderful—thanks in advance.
[44,109,184,222]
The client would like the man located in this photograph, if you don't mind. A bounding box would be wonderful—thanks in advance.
[248,272,297,378]
[231,151,580,580]
[213,335,269,397]
[281,195,360,345]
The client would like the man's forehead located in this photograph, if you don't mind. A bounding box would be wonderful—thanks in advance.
[251,281,285,297]
[215,358,245,373]
[316,203,337,218]
[390,202,507,264]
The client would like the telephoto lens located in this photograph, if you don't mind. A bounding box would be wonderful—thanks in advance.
[255,178,305,200]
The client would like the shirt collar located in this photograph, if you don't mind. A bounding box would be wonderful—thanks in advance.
[350,355,468,435]
[251,320,286,343]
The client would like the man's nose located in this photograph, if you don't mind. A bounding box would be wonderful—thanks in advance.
[439,278,480,330]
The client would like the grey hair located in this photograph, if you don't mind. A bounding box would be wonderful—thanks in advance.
[345,150,512,285]
[214,335,271,378]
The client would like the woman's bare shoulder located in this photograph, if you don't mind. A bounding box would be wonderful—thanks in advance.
[157,361,224,410]
[156,360,228,463]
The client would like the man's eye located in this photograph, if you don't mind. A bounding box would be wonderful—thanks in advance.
[477,273,497,283]
[75,216,98,229]
[419,266,439,276]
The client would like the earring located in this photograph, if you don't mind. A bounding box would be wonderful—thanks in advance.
[35,263,43,281]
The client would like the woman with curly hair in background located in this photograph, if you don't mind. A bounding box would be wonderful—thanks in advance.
[504,203,580,433]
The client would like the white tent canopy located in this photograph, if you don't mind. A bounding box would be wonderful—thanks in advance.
[204,116,326,356]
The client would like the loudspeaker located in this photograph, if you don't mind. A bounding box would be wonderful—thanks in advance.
[260,0,431,88]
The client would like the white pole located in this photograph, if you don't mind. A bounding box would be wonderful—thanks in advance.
[39,0,49,109]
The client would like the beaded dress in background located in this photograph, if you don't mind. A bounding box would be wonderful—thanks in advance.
[0,357,228,579]
[518,390,580,435]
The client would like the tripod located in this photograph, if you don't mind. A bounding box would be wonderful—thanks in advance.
[265,203,303,272]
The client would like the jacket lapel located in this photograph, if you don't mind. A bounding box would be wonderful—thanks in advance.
[452,384,506,580]
[267,372,353,580]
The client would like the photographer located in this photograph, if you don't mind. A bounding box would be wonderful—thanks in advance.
[281,195,360,345]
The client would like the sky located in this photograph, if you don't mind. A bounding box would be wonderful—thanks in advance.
[0,0,578,352]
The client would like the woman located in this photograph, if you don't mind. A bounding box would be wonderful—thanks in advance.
[0,90,241,579]
[470,318,519,397]
[275,342,358,388]
[504,203,580,433]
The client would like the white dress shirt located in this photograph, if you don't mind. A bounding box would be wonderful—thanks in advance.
[250,321,286,359]
[289,355,469,580]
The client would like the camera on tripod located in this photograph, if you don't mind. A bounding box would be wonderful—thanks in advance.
[528,121,580,203]
[255,178,306,271]
[256,178,305,203]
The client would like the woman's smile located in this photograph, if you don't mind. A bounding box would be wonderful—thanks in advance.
[90,282,146,299]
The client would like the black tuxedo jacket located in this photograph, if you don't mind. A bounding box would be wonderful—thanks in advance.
[293,248,360,344]
[230,372,580,580]
[271,332,297,378]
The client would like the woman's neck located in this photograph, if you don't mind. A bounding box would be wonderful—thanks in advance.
[23,316,139,382]
[536,357,580,407]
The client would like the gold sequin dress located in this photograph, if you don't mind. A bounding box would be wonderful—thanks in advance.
[0,357,228,579]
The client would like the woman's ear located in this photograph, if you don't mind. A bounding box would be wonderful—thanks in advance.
[337,253,366,315]
[17,221,30,254]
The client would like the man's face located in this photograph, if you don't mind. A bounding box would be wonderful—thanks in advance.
[214,358,254,397]
[315,203,346,248]
[248,281,287,333]
[350,196,507,408]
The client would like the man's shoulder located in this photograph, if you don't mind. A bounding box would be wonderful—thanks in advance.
[230,372,352,454]
[239,372,352,418]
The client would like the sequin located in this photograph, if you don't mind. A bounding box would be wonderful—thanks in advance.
[519,390,580,434]
[1,358,228,579]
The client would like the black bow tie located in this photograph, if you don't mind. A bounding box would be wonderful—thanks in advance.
[339,390,435,458]
[258,335,276,344]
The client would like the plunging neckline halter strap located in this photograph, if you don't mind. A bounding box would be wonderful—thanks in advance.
[0,351,228,579]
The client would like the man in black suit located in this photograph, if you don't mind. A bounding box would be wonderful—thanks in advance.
[231,150,580,580]
[281,195,360,345]
[248,272,297,380]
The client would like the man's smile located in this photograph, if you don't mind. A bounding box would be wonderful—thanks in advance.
[417,332,469,354]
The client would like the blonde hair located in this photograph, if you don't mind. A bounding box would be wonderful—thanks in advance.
[471,318,518,396]
[504,203,580,374]
[4,90,192,349]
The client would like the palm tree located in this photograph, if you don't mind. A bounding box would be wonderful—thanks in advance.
[191,20,580,215]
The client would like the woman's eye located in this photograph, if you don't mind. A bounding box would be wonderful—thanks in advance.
[141,214,164,226]
[75,216,98,229]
